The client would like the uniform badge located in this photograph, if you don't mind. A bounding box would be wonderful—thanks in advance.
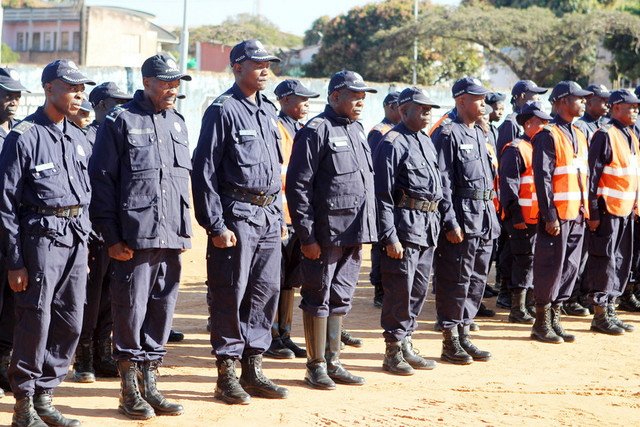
[174,122,181,133]
[77,144,86,157]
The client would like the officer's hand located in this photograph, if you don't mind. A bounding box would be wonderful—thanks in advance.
[545,220,560,236]
[513,222,527,230]
[302,242,321,260]
[587,219,600,232]
[9,268,28,292]
[108,242,134,261]
[281,225,289,242]
[212,230,237,248]
[386,242,404,259]
[445,228,464,244]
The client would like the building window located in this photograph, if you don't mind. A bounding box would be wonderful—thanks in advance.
[43,32,56,52]
[61,32,70,51]
[72,32,80,51]
[121,34,141,54]
[31,32,41,51]
[16,32,24,51]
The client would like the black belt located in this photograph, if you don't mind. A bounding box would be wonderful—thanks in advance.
[222,188,279,207]
[454,187,495,201]
[27,205,84,218]
[396,193,439,212]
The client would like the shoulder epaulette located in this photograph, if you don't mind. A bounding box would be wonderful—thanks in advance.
[106,106,125,122]
[596,123,612,133]
[212,93,232,107]
[372,122,385,132]
[543,123,554,131]
[305,117,325,130]
[11,120,35,135]
[385,130,400,143]
[442,117,452,126]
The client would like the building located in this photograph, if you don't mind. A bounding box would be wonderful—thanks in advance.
[195,41,232,72]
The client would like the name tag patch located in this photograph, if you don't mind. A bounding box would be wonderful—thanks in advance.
[329,136,349,148]
[239,129,257,136]
[35,162,54,172]
[460,144,474,151]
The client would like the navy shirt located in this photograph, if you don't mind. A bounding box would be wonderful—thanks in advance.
[435,117,500,239]
[499,134,532,224]
[192,83,284,237]
[575,112,601,144]
[89,90,192,250]
[367,117,395,153]
[285,104,377,247]
[373,122,442,247]
[279,111,301,137]
[496,111,521,161]
[0,118,19,148]
[0,107,92,270]
[84,120,99,147]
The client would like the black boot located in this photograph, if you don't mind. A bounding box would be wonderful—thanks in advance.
[476,302,495,317]
[561,298,590,317]
[340,327,363,348]
[382,341,414,376]
[214,357,250,405]
[278,289,307,358]
[0,350,11,394]
[73,342,95,383]
[441,327,473,365]
[239,354,289,399]
[551,303,576,342]
[458,325,492,361]
[373,282,384,308]
[33,393,81,426]
[12,396,47,427]
[531,304,564,343]
[526,289,536,317]
[509,288,534,324]
[93,338,118,378]
[607,304,634,332]
[591,305,625,335]
[617,284,640,312]
[302,312,335,390]
[496,279,512,309]
[264,312,291,359]
[117,361,155,419]
[326,315,365,385]
[168,330,184,342]
[138,361,184,415]
[401,335,436,370]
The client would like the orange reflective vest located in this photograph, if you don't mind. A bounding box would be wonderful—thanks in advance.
[428,112,453,136]
[486,142,500,212]
[371,122,393,136]
[596,124,640,217]
[502,138,538,224]
[278,120,294,224]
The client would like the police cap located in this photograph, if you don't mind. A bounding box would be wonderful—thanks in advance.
[383,91,400,106]
[79,94,93,112]
[585,84,611,99]
[0,68,29,93]
[328,71,377,95]
[516,101,553,126]
[512,80,547,97]
[142,54,192,82]
[485,92,506,105]
[452,77,489,98]
[274,79,319,99]
[89,82,133,106]
[42,59,95,86]
[608,89,640,107]
[549,81,592,102]
[397,87,440,108]
[230,39,280,65]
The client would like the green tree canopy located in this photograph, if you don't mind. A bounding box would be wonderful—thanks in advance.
[462,0,622,14]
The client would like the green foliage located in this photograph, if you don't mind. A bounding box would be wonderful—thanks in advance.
[461,0,623,14]
[1,43,20,63]
[303,16,330,47]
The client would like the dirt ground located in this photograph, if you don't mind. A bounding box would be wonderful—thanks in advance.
[2,222,640,427]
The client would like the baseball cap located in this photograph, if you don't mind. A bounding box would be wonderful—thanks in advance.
[512,80,547,97]
[549,81,593,102]
[635,85,640,99]
[397,87,441,108]
[79,94,93,112]
[585,84,611,99]
[89,82,133,106]
[41,59,95,86]
[328,71,377,95]
[516,101,553,126]
[452,77,489,98]
[230,39,280,65]
[485,92,506,104]
[608,89,640,106]
[383,91,400,106]
[0,68,29,92]
[274,79,319,99]
[142,54,191,82]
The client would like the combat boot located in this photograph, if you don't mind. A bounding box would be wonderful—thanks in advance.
[302,312,335,390]
[476,302,495,317]
[458,325,492,361]
[72,342,95,383]
[340,327,363,348]
[441,327,472,365]
[561,297,590,317]
[496,279,512,309]
[214,357,250,405]
[531,304,564,343]
[607,304,634,332]
[0,350,10,394]
[138,361,184,415]
[93,338,118,377]
[591,305,625,335]
[11,396,47,427]
[550,303,575,342]
[33,393,81,426]
[617,284,640,312]
[239,354,289,399]
[278,289,306,358]
[326,315,365,385]
[509,288,534,324]
[117,361,155,419]
[382,341,414,376]
[401,335,436,370]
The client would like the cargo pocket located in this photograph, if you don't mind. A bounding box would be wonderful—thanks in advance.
[330,143,358,175]
[179,193,193,237]
[109,260,135,307]
[172,130,192,170]
[31,164,65,200]
[121,193,158,239]
[381,245,410,275]
[207,244,235,287]
[589,234,613,257]
[326,194,359,237]
[127,133,161,171]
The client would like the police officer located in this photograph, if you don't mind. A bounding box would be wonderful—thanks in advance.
[499,101,553,324]
[68,95,92,129]
[0,59,95,427]
[89,54,190,419]
[72,82,133,384]
[585,89,640,335]
[530,81,592,344]
[264,79,319,360]
[485,91,506,151]
[374,87,441,375]
[286,70,377,389]
[0,67,29,399]
[191,40,289,405]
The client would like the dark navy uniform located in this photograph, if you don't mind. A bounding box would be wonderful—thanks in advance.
[84,120,99,146]
[89,90,192,363]
[496,111,521,162]
[374,122,442,342]
[0,108,92,400]
[367,117,395,153]
[192,83,283,359]
[575,113,601,144]
[434,118,500,330]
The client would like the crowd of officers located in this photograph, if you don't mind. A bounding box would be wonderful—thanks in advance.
[0,37,639,425]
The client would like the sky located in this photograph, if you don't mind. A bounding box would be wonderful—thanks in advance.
[86,0,461,36]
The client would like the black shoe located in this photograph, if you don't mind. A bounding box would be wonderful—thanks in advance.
[618,287,640,312]
[12,396,47,427]
[263,337,295,359]
[458,325,491,361]
[483,284,498,298]
[93,338,118,378]
[551,303,576,342]
[591,305,625,335]
[441,328,473,365]
[340,328,363,348]
[33,393,81,426]
[401,336,436,370]
[607,304,634,332]
[73,342,95,383]
[239,354,289,399]
[138,361,184,416]
[476,302,495,317]
[496,279,512,309]
[168,330,184,343]
[281,336,306,358]
[276,289,306,358]
[117,361,156,419]
[327,316,365,385]
[382,342,414,376]
[215,358,251,405]
[562,300,590,317]
[531,304,564,344]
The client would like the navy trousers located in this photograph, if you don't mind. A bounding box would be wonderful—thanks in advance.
[80,237,112,342]
[281,226,302,290]
[0,261,14,354]
[505,221,536,291]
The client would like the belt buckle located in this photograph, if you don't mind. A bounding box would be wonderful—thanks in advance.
[473,189,481,200]
[420,201,428,212]
[58,208,70,218]
[70,206,79,217]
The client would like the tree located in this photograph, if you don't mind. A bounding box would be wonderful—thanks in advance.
[462,0,622,14]
[1,44,20,63]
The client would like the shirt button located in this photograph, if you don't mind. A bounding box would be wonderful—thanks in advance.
[162,164,166,168]
[161,240,165,244]
[69,176,73,180]
[162,189,166,193]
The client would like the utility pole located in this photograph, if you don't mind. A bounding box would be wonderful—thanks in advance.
[179,0,189,110]
[412,0,418,85]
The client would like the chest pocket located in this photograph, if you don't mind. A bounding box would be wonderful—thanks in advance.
[457,145,485,182]
[234,134,265,166]
[405,159,434,191]
[127,132,161,171]
[329,141,358,175]
[171,129,192,170]
[31,163,65,200]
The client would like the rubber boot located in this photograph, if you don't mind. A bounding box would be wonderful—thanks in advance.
[508,288,534,324]
[440,327,473,365]
[0,350,11,394]
[214,357,250,405]
[382,341,414,376]
[551,303,576,342]
[591,305,625,335]
[138,361,184,415]
[458,325,492,361]
[117,361,155,419]
[531,304,564,343]
[340,327,363,348]
[11,396,47,427]
[302,312,335,390]
[278,289,306,358]
[401,335,436,370]
[607,304,634,332]
[239,354,289,399]
[72,342,95,383]
[496,279,511,309]
[617,284,640,312]
[32,393,81,426]
[263,310,294,359]
[93,338,118,377]
[326,315,365,385]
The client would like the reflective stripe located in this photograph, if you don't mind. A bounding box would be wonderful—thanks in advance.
[520,176,534,184]
[597,187,638,200]
[281,164,288,175]
[552,191,588,201]
[554,165,578,175]
[602,166,638,176]
[519,198,533,207]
